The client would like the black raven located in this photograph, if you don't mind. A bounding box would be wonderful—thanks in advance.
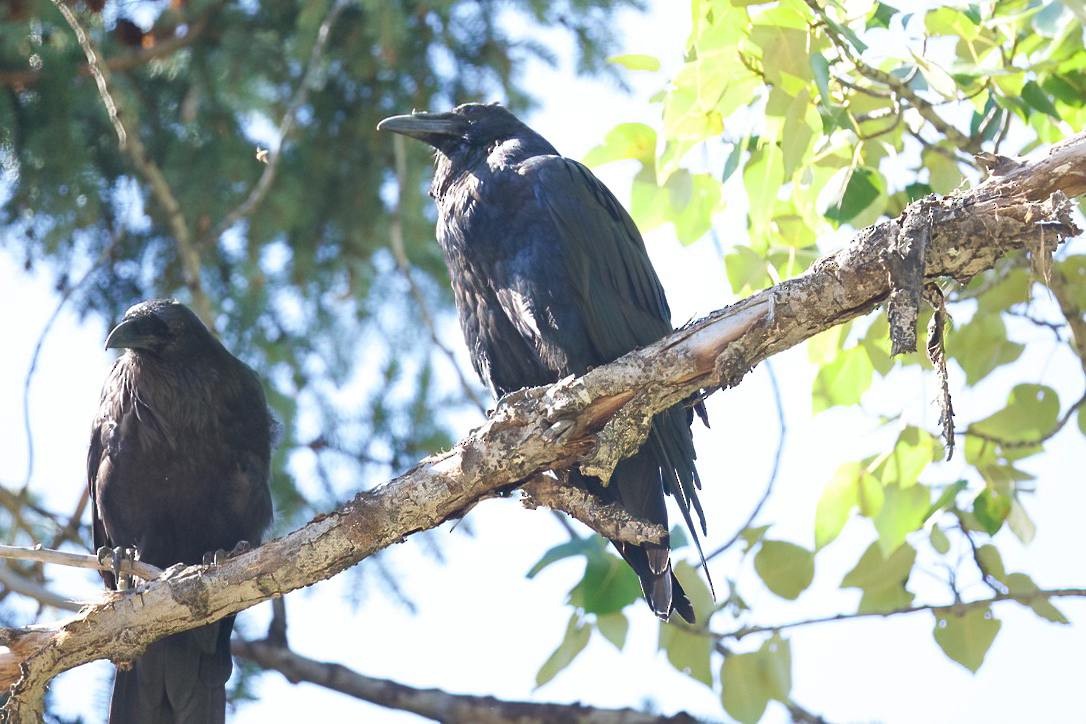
[89,299,273,723]
[378,103,707,622]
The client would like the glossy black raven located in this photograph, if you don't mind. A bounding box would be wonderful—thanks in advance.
[89,299,273,723]
[379,103,707,622]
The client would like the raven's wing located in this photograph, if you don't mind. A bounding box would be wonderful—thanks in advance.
[488,155,707,619]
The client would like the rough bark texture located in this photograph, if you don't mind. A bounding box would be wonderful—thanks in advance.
[232,638,699,723]
[1,131,1082,721]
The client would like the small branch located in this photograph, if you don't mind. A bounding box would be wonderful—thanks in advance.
[808,0,978,157]
[0,567,81,613]
[20,233,120,491]
[1049,269,1086,371]
[520,474,667,545]
[232,637,698,723]
[714,588,1086,641]
[50,1,213,326]
[202,0,350,246]
[960,391,1086,449]
[0,544,162,582]
[954,512,1003,595]
[705,360,786,562]
[0,12,211,88]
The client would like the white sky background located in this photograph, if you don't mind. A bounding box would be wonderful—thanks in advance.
[0,2,1084,722]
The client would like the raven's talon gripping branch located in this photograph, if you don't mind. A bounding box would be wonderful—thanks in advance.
[203,540,254,566]
[107,546,139,591]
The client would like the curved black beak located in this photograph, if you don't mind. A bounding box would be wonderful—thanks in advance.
[104,316,166,351]
[377,112,468,142]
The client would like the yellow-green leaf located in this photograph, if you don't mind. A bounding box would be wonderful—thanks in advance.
[536,613,590,688]
[608,53,661,72]
[659,623,713,686]
[933,607,1001,673]
[754,540,815,600]
[596,612,629,649]
[874,483,931,555]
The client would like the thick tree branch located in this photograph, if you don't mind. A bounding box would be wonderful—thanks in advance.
[232,638,698,723]
[0,131,1082,720]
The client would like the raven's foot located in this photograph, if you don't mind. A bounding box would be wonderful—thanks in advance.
[543,418,575,443]
[499,386,548,406]
[202,540,253,566]
[97,545,139,590]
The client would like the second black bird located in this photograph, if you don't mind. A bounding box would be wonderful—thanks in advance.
[379,103,708,622]
[89,299,274,723]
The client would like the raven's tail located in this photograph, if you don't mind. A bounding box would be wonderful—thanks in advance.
[108,617,234,724]
[576,450,696,624]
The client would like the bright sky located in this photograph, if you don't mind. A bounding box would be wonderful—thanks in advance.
[0,2,1084,722]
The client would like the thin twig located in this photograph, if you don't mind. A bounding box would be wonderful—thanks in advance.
[20,234,119,491]
[713,587,1086,641]
[0,544,162,582]
[50,1,213,326]
[389,133,487,413]
[808,0,980,160]
[706,360,786,561]
[0,567,81,613]
[960,391,1086,449]
[202,0,350,246]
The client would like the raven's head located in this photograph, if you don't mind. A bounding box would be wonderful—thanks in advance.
[105,299,215,358]
[377,102,528,155]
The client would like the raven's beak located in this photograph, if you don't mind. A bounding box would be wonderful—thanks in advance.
[377,112,468,141]
[104,317,159,351]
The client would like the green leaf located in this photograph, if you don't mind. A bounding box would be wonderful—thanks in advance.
[824,166,883,223]
[868,2,898,29]
[842,541,916,591]
[607,53,661,72]
[933,607,1001,673]
[674,561,716,623]
[583,123,657,167]
[596,612,629,649]
[922,148,962,195]
[930,524,950,555]
[527,537,596,578]
[875,426,938,488]
[754,540,815,600]
[781,90,816,176]
[536,613,591,687]
[946,314,1024,385]
[569,548,643,614]
[720,636,793,724]
[1022,80,1061,119]
[976,543,1007,582]
[659,623,713,686]
[1006,498,1036,544]
[744,142,784,230]
[926,480,968,522]
[874,484,931,555]
[971,384,1060,442]
[725,246,772,296]
[812,346,875,412]
[721,651,769,724]
[973,489,1012,535]
[810,52,831,104]
[1004,573,1070,624]
[751,25,812,84]
[976,268,1031,312]
[673,172,722,244]
[815,463,860,549]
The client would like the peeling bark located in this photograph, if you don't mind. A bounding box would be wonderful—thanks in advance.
[1,131,1083,722]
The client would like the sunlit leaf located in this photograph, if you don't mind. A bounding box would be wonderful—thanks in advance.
[813,346,875,412]
[608,53,661,72]
[754,540,815,600]
[973,489,1012,535]
[873,484,931,555]
[583,123,657,167]
[659,623,713,686]
[596,612,629,649]
[1005,573,1070,624]
[946,314,1024,385]
[536,613,590,687]
[933,607,1001,673]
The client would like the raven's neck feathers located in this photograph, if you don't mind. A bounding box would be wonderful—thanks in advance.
[431,130,557,202]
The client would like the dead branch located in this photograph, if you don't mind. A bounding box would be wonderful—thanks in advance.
[232,637,699,723]
[0,131,1082,721]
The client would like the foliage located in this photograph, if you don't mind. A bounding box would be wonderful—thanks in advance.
[540,0,1086,718]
